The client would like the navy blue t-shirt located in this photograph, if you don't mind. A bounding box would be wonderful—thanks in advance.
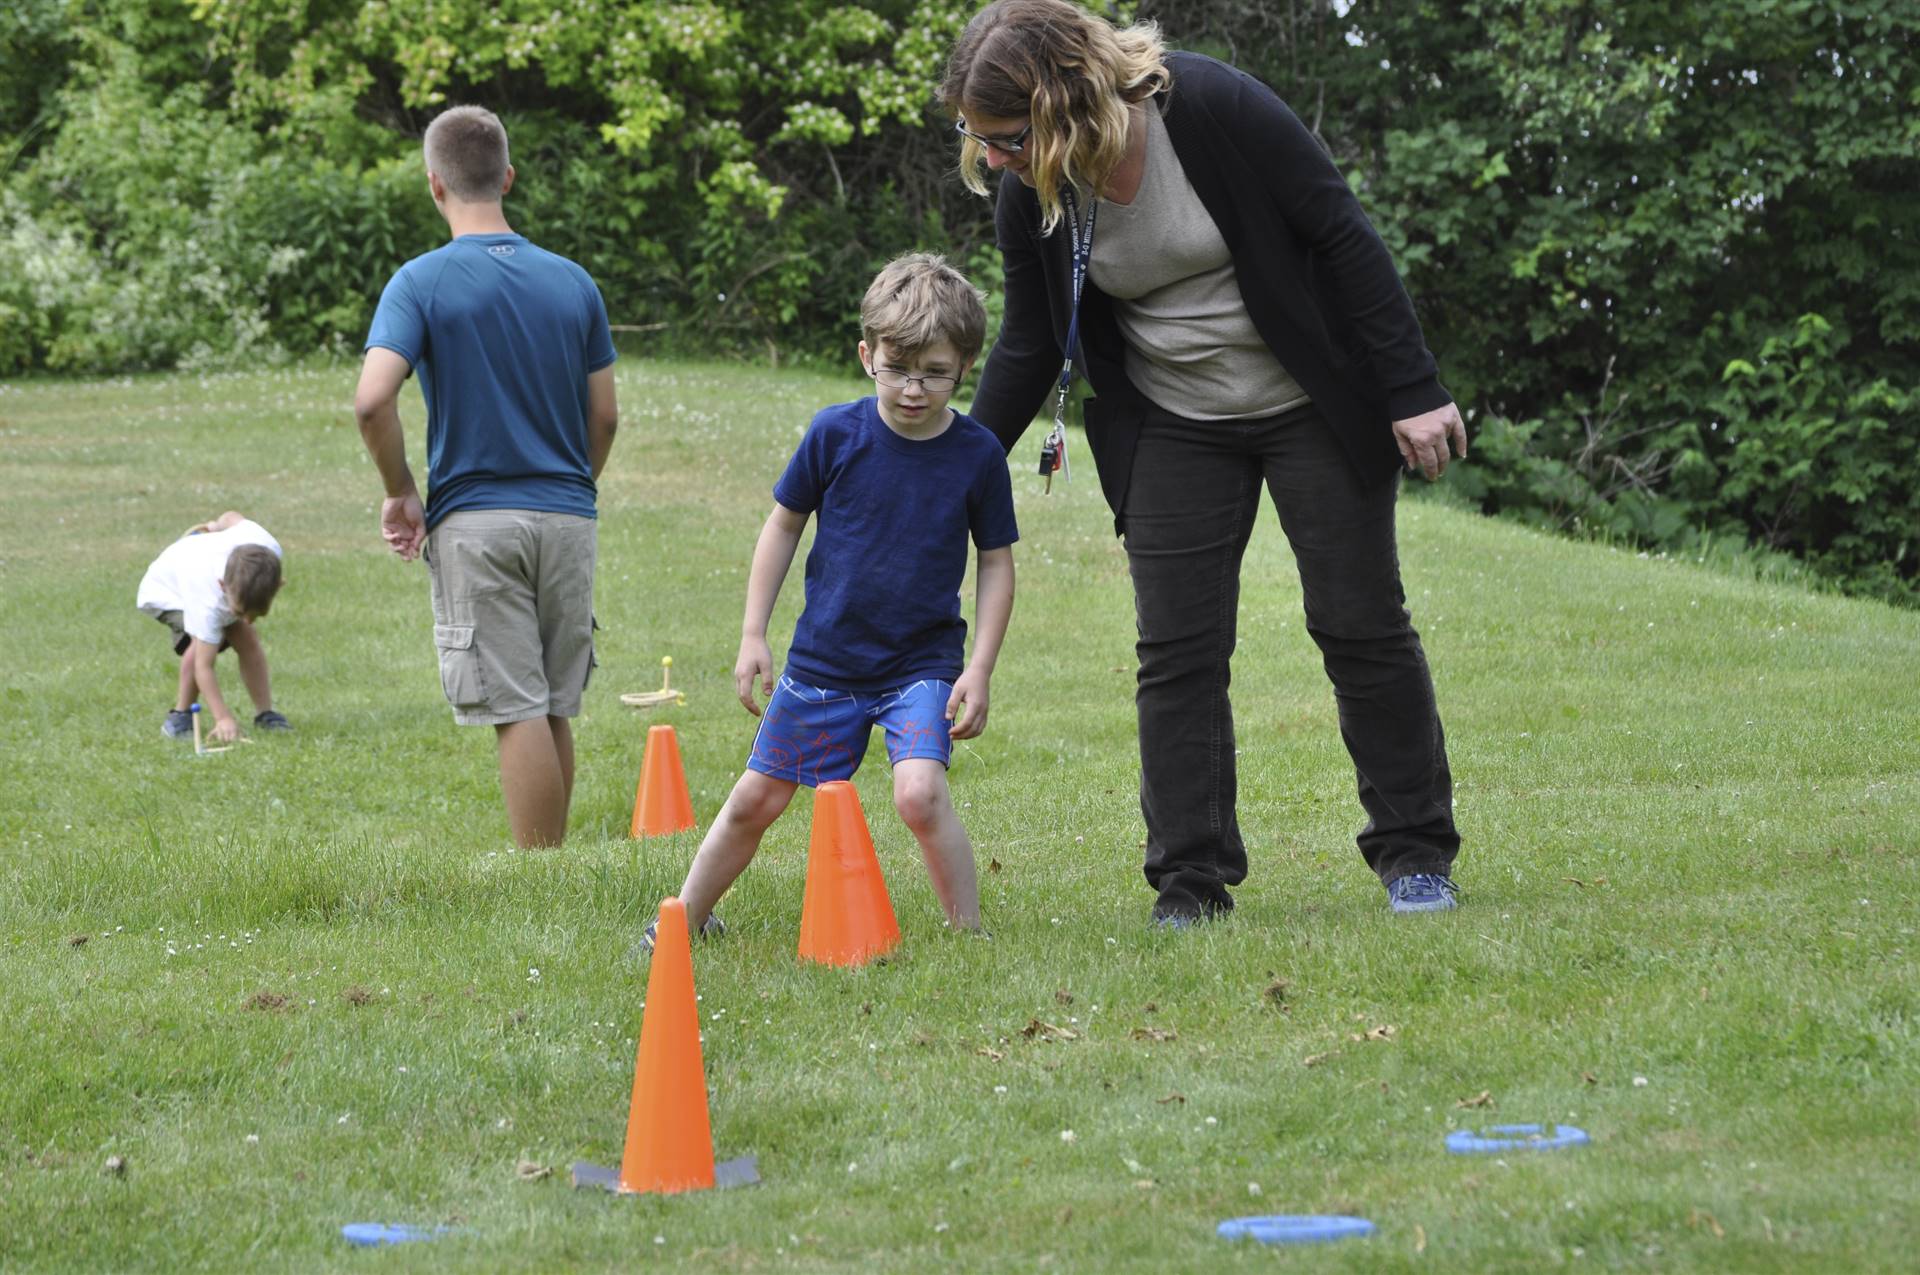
[365,233,616,530]
[773,398,1019,691]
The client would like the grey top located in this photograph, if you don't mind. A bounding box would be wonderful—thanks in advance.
[1086,105,1310,421]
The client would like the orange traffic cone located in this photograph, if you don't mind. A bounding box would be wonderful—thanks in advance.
[570,898,760,1195]
[797,780,901,967]
[616,898,713,1192]
[631,724,695,838]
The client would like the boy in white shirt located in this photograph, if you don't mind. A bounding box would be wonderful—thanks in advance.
[135,511,289,742]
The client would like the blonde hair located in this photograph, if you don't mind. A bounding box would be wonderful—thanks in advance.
[423,105,510,202]
[860,252,989,364]
[940,0,1171,235]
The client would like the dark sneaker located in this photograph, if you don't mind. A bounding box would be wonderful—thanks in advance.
[253,710,291,731]
[162,709,194,739]
[1386,873,1459,914]
[1151,897,1229,930]
[634,911,726,956]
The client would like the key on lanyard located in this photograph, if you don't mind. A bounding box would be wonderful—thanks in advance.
[1038,419,1066,493]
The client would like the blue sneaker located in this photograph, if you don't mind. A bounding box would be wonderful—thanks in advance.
[1386,873,1458,914]
[162,709,194,739]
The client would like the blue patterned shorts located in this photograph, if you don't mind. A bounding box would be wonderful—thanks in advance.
[747,675,953,786]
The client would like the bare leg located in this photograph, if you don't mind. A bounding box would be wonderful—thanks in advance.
[174,652,198,712]
[678,770,798,929]
[549,715,575,811]
[226,620,273,714]
[495,717,569,848]
[892,758,980,929]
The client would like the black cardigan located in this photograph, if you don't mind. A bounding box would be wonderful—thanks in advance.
[968,51,1452,528]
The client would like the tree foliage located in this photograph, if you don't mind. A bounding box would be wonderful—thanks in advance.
[2,0,1914,600]
[1150,0,1918,602]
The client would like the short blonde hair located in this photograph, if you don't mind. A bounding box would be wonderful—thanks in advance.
[940,0,1171,235]
[423,105,510,202]
[860,253,988,365]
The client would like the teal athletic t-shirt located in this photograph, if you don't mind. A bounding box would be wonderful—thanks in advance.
[365,233,617,530]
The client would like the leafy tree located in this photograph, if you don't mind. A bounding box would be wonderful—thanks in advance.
[4,0,1914,599]
[187,0,991,355]
[1147,0,1919,600]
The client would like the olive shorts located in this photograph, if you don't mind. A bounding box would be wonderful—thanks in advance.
[425,510,596,726]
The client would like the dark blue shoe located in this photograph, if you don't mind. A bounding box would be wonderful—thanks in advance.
[162,709,193,739]
[1386,873,1458,914]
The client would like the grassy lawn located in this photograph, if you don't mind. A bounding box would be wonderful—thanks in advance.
[1,357,1916,1272]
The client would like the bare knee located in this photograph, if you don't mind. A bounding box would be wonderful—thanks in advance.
[723,773,794,831]
[893,769,950,833]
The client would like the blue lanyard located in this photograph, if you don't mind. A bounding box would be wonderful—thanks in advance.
[1040,187,1097,489]
[1059,186,1098,397]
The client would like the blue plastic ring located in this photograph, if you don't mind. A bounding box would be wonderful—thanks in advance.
[1445,1123,1591,1154]
[1217,1215,1376,1245]
[340,1223,447,1246]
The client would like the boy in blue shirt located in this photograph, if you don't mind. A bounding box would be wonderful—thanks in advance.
[642,253,1018,949]
[353,104,619,849]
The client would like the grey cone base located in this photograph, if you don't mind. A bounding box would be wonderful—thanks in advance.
[569,1155,760,1192]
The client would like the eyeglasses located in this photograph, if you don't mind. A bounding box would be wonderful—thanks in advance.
[953,117,1031,156]
[869,366,959,394]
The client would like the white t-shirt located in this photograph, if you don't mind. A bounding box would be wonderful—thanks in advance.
[136,520,283,645]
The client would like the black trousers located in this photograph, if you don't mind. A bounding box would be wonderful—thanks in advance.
[1121,403,1459,917]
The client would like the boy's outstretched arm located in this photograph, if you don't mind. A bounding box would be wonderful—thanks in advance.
[186,511,247,535]
[735,503,808,715]
[190,639,242,742]
[949,545,1014,740]
[352,348,425,561]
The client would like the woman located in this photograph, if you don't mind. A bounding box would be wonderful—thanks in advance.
[941,0,1466,922]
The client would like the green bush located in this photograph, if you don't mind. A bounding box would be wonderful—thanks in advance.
[1712,315,1919,605]
[1210,0,1919,603]
[5,0,1916,603]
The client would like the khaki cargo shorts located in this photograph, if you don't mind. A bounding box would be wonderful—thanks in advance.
[425,510,597,725]
[151,609,230,656]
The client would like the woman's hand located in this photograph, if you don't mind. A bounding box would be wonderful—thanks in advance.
[1392,404,1469,480]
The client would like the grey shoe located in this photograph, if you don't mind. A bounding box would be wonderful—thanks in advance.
[253,710,291,731]
[634,911,726,956]
[162,709,194,739]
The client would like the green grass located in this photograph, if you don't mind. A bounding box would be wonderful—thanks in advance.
[2,357,1917,1272]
